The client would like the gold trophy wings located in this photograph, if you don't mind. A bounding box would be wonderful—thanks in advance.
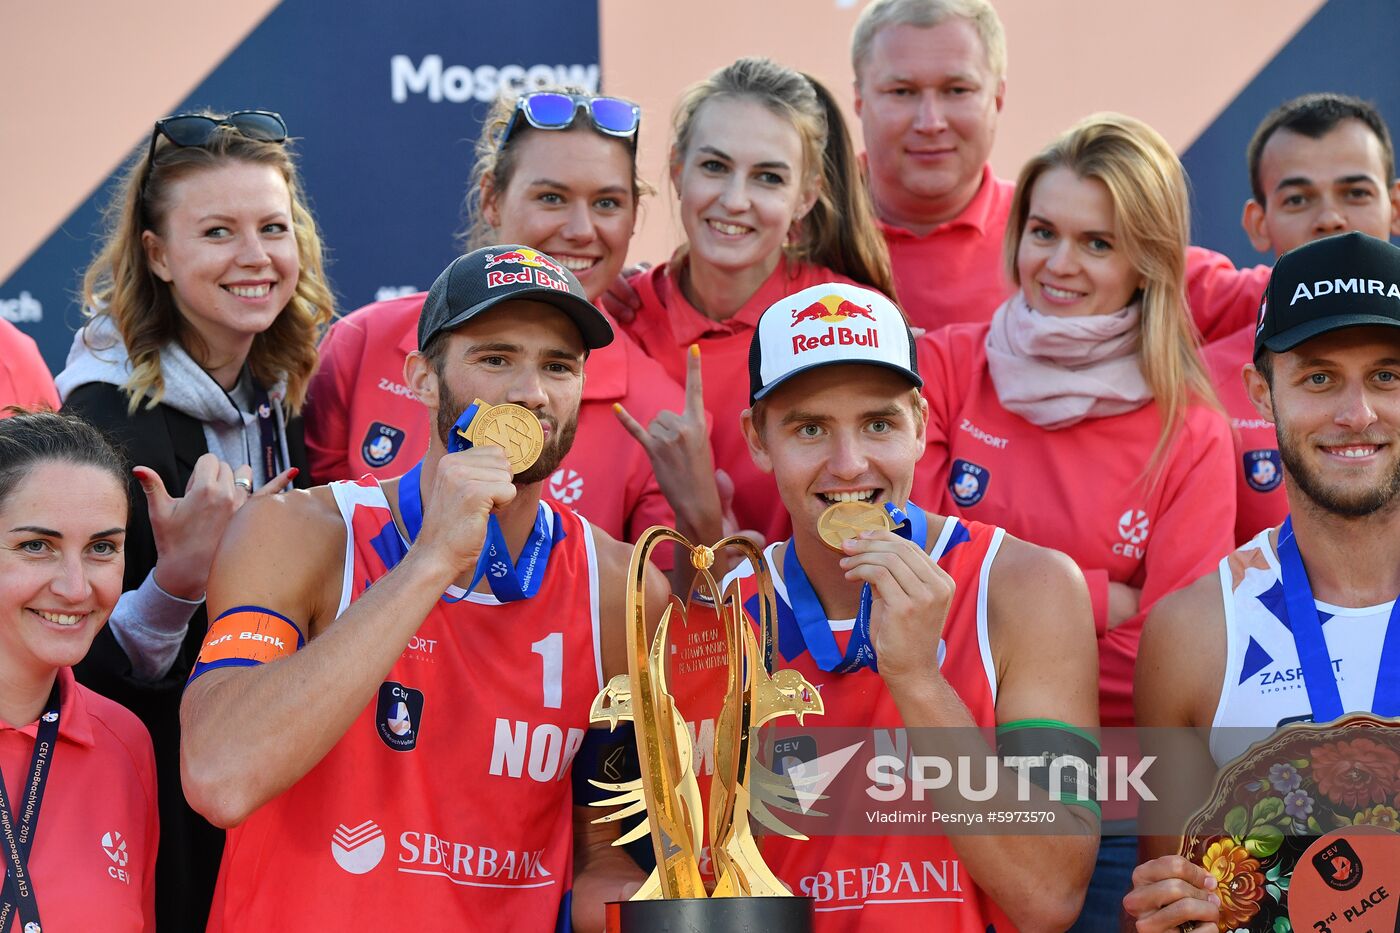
[588,529,825,900]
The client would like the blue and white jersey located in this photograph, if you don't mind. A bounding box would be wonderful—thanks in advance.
[1211,527,1395,765]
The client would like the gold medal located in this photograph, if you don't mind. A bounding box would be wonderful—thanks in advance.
[817,501,892,552]
[456,399,545,475]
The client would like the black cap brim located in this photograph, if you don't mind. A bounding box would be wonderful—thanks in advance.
[751,358,924,403]
[434,286,614,350]
[1261,314,1400,354]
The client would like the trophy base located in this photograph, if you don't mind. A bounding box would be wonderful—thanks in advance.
[609,896,814,933]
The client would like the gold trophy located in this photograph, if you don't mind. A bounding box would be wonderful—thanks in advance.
[590,528,825,932]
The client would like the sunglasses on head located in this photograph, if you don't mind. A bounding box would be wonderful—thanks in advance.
[500,92,640,152]
[146,110,288,167]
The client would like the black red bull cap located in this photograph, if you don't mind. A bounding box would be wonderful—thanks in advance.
[418,244,613,352]
[1255,231,1400,358]
[748,283,920,403]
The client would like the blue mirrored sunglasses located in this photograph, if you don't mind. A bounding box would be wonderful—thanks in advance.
[500,93,640,152]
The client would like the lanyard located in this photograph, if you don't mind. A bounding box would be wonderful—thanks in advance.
[396,403,563,603]
[1277,515,1400,721]
[0,683,60,931]
[782,502,928,673]
[251,380,281,482]
[221,367,282,483]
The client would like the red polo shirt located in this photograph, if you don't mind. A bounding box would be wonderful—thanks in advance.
[880,164,1015,331]
[623,258,865,547]
[1190,251,1277,545]
[0,319,58,413]
[0,667,157,932]
[1185,247,1272,343]
[913,323,1236,726]
[304,293,684,556]
[1204,324,1287,545]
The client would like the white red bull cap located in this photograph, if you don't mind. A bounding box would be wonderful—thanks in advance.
[748,283,920,403]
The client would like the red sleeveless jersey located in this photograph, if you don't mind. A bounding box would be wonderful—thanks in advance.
[718,518,1014,932]
[206,477,604,932]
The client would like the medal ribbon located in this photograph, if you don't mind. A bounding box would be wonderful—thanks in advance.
[397,403,563,603]
[783,502,928,673]
[0,682,60,930]
[1277,515,1400,721]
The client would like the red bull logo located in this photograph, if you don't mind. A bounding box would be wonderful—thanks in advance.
[484,250,528,269]
[485,246,573,292]
[483,247,568,279]
[792,326,880,354]
[791,293,878,326]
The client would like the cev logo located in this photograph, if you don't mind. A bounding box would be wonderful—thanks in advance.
[101,830,131,885]
[1114,509,1150,559]
[549,468,584,505]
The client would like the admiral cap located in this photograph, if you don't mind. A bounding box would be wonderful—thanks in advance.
[1255,231,1400,358]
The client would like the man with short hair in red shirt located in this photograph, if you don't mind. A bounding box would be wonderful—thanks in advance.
[849,0,1013,330]
[1203,93,1400,546]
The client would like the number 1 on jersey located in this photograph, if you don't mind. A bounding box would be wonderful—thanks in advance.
[531,633,563,709]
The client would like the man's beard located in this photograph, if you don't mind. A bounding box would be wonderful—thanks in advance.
[435,387,578,486]
[1276,416,1400,518]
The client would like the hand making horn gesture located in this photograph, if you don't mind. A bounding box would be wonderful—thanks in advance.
[613,345,752,553]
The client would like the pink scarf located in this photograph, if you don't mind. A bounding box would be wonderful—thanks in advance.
[984,292,1152,429]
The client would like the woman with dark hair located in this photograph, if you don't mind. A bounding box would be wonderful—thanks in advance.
[0,409,156,932]
[56,109,334,929]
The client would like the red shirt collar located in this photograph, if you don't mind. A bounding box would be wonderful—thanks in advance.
[0,668,95,748]
[396,301,423,355]
[876,163,1001,240]
[581,305,628,401]
[658,255,803,345]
